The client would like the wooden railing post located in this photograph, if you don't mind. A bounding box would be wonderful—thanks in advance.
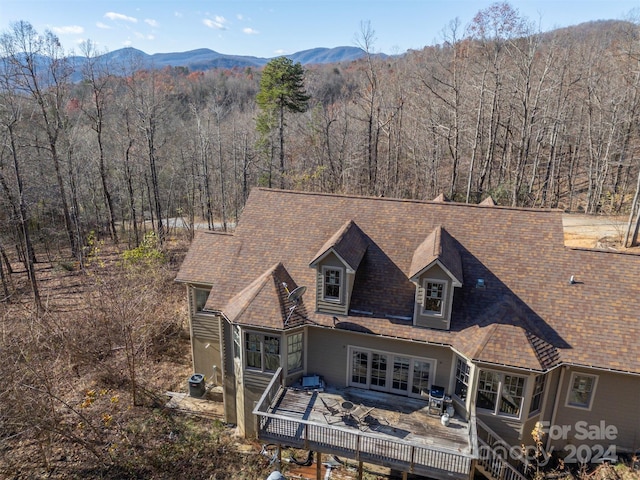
[410,444,416,473]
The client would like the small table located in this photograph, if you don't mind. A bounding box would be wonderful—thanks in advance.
[340,401,355,414]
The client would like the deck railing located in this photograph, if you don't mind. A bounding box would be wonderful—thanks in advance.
[253,370,474,479]
[254,412,473,477]
[476,418,529,480]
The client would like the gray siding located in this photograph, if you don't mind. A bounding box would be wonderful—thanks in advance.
[315,253,349,315]
[242,371,273,437]
[479,415,523,447]
[221,320,237,425]
[414,264,452,330]
[191,313,220,340]
[307,327,453,391]
[191,313,222,381]
[315,275,348,316]
[551,367,640,453]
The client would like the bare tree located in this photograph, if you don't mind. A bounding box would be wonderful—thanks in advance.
[0,48,42,311]
[79,40,119,244]
[0,21,79,257]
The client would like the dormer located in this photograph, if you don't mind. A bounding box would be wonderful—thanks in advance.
[309,220,368,315]
[409,226,463,330]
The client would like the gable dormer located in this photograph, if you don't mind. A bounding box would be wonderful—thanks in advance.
[309,220,368,315]
[409,226,463,330]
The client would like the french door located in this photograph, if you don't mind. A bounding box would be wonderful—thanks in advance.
[349,348,435,398]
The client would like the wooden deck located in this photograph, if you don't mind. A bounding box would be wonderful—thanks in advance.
[253,369,477,480]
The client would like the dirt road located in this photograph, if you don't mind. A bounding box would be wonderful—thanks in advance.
[562,213,635,250]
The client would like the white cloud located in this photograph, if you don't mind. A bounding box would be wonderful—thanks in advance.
[104,12,138,23]
[52,25,84,35]
[123,39,132,47]
[236,14,244,20]
[174,11,183,18]
[147,34,155,41]
[96,22,111,30]
[145,19,158,27]
[274,49,288,55]
[203,16,228,30]
[243,27,259,35]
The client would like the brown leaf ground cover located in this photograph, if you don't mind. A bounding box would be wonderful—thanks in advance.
[0,236,276,479]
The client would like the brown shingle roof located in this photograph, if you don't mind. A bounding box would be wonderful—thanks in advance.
[409,226,463,285]
[479,196,496,206]
[177,188,640,374]
[221,262,308,330]
[310,220,368,271]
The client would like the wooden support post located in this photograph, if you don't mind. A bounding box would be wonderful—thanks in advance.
[276,443,282,469]
[402,472,408,480]
[316,452,322,480]
[358,460,363,479]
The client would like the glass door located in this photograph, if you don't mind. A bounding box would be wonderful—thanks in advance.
[410,360,431,397]
[391,356,410,394]
[370,353,388,391]
[350,349,369,387]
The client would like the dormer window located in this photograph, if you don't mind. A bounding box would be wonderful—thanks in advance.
[323,266,343,302]
[423,280,445,315]
[310,220,368,315]
[409,227,462,330]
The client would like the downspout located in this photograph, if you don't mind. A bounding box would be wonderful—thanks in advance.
[187,286,196,373]
[218,314,226,421]
[547,365,566,451]
[466,362,479,421]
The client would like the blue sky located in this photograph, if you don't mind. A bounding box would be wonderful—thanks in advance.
[1,0,639,57]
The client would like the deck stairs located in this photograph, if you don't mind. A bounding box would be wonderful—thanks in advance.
[475,418,529,480]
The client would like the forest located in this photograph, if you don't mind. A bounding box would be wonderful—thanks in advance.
[2,5,640,274]
[1,2,640,478]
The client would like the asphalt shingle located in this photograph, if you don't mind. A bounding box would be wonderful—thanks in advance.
[176,188,640,374]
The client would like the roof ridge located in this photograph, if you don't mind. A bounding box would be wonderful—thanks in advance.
[255,188,562,213]
[567,246,640,256]
[471,324,500,360]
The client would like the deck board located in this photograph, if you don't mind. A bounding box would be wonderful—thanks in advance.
[254,370,476,480]
[270,387,470,454]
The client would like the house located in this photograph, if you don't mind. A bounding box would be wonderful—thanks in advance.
[176,188,640,480]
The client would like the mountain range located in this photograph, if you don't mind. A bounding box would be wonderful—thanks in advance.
[68,45,374,74]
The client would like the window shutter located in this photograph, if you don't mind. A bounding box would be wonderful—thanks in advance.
[416,285,425,305]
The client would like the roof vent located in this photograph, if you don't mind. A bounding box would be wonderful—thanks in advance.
[569,275,576,285]
[476,278,486,289]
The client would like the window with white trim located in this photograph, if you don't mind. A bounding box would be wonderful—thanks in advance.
[287,332,303,372]
[348,347,435,398]
[194,288,210,312]
[477,370,526,418]
[245,333,280,372]
[322,267,342,302]
[454,357,470,401]
[566,373,597,409]
[233,325,241,359]
[423,280,445,315]
[529,374,546,415]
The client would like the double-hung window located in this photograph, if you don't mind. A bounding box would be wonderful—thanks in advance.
[529,374,546,415]
[193,288,210,312]
[323,267,342,302]
[245,333,280,372]
[477,370,526,418]
[287,332,303,372]
[566,373,597,410]
[423,280,445,315]
[454,357,470,401]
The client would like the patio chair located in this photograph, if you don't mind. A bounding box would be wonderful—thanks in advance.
[320,398,342,424]
[350,405,376,429]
